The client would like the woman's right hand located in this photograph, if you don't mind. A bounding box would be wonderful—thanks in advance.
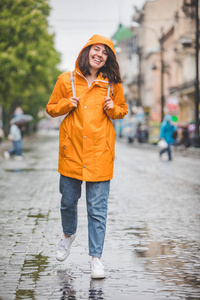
[70,97,80,108]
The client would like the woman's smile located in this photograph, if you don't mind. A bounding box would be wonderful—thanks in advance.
[89,44,108,71]
[93,57,102,64]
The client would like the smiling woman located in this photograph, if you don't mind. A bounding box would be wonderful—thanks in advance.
[46,34,128,279]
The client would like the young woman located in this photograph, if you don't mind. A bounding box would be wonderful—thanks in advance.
[46,34,128,279]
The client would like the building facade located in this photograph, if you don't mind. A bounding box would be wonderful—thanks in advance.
[111,0,199,144]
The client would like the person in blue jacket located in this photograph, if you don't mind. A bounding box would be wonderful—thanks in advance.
[159,114,177,161]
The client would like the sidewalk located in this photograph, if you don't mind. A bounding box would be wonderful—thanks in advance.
[116,136,200,159]
[0,130,200,300]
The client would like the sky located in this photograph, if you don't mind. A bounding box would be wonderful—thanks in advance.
[48,0,146,71]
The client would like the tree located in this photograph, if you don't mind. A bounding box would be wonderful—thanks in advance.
[0,0,61,128]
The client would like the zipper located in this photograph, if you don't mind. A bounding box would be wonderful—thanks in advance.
[76,70,109,88]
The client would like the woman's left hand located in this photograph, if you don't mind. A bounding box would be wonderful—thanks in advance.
[103,97,114,111]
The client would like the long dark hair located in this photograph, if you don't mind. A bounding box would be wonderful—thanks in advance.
[77,45,123,84]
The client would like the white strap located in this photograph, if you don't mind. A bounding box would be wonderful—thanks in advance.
[70,71,75,97]
[107,83,111,98]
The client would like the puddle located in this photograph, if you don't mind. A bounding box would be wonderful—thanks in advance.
[57,270,105,300]
[57,270,77,299]
[28,213,46,219]
[5,168,35,173]
[5,168,57,172]
[15,253,49,299]
[125,224,200,293]
[89,280,105,299]
[134,241,174,258]
[123,224,149,238]
[134,240,200,290]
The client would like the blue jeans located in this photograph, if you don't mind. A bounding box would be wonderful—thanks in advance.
[160,143,172,160]
[8,140,23,156]
[59,175,110,257]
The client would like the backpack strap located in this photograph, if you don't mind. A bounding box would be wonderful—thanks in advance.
[107,83,111,98]
[70,70,76,97]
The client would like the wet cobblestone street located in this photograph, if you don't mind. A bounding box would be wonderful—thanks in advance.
[0,130,200,300]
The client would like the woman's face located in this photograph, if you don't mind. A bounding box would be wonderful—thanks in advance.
[88,44,108,71]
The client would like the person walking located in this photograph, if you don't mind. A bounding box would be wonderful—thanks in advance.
[46,35,128,279]
[159,114,177,161]
[4,123,23,160]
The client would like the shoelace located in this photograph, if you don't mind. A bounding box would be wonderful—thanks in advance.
[58,237,67,249]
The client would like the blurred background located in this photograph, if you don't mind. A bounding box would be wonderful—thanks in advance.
[1,2,200,298]
[0,0,199,148]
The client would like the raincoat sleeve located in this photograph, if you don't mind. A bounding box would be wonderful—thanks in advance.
[46,75,74,118]
[105,83,128,120]
[159,123,164,139]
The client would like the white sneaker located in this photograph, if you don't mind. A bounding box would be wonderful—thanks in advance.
[91,258,105,279]
[3,151,10,159]
[56,234,76,262]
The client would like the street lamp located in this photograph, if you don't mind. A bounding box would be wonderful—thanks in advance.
[159,29,165,122]
[131,22,165,121]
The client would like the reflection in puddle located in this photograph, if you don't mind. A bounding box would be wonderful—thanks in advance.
[60,283,76,300]
[89,279,105,299]
[57,270,105,300]
[15,253,49,299]
[134,241,173,258]
[134,239,200,290]
[123,225,200,293]
[57,270,77,300]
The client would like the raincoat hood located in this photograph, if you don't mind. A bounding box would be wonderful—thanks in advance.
[163,114,172,124]
[75,34,116,69]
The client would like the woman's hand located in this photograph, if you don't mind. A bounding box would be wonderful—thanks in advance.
[103,97,114,111]
[70,97,80,108]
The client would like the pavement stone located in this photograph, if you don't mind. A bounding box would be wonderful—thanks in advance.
[0,130,200,300]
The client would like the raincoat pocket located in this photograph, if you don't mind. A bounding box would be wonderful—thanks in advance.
[60,134,71,158]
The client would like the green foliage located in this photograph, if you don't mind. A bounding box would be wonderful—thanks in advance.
[0,0,61,125]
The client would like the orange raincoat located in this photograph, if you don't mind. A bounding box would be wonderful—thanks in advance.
[46,35,128,181]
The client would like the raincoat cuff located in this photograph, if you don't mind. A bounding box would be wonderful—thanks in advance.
[67,98,74,110]
[105,105,117,119]
[46,97,74,118]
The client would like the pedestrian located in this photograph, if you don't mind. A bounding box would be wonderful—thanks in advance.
[159,114,177,161]
[180,126,190,148]
[46,35,128,279]
[188,123,195,147]
[3,123,23,160]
